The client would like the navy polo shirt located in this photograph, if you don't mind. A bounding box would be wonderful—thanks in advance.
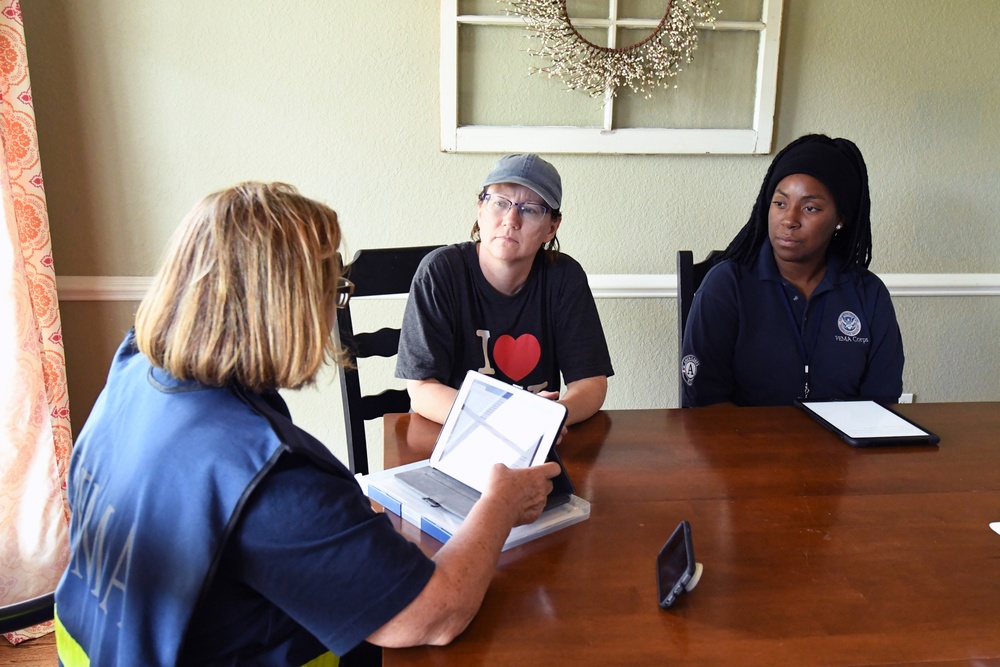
[680,244,904,407]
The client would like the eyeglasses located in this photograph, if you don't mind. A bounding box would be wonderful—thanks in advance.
[336,277,355,309]
[480,193,551,225]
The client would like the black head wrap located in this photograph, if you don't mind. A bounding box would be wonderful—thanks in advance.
[765,140,861,222]
[720,134,874,272]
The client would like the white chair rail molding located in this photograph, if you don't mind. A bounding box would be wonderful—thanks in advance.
[57,274,1000,301]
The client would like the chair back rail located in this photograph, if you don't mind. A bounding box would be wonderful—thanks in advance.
[0,591,55,634]
[676,249,724,407]
[337,245,443,474]
[352,329,401,360]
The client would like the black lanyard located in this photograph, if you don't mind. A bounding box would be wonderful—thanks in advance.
[776,283,825,399]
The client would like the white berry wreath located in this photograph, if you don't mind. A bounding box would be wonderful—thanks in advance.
[502,0,721,98]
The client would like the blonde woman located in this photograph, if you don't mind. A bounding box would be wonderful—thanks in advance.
[55,182,559,666]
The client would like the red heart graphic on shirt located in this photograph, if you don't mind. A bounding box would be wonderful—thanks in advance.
[493,334,541,382]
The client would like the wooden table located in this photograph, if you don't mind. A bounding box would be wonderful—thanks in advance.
[380,403,1000,666]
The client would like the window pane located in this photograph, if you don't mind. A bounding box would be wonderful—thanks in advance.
[457,25,604,126]
[564,0,615,20]
[458,0,507,15]
[536,0,754,23]
[715,0,764,23]
[613,28,759,128]
[618,0,681,19]
[619,0,764,22]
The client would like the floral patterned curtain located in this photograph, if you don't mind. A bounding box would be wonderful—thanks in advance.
[0,0,71,645]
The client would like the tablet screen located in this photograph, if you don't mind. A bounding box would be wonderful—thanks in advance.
[799,400,928,439]
[431,372,567,493]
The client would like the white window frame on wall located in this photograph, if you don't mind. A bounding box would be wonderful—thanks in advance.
[440,0,783,154]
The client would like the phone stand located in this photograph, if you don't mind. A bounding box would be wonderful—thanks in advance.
[685,562,704,592]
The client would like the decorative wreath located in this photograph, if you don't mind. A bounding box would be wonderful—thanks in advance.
[502,0,721,99]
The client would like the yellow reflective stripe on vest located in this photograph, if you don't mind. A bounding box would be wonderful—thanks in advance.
[300,651,338,667]
[55,604,337,667]
[54,607,90,667]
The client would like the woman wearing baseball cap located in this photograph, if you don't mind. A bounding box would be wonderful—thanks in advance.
[680,134,904,407]
[396,153,614,425]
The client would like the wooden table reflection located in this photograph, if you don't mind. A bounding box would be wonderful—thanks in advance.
[381,403,1000,666]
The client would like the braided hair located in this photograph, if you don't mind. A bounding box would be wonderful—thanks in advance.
[721,134,873,274]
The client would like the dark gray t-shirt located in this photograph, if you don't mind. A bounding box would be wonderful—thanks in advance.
[395,242,613,394]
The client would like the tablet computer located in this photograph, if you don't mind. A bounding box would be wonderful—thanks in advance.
[795,399,940,447]
[395,370,571,517]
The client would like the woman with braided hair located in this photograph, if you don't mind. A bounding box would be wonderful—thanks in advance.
[680,134,904,407]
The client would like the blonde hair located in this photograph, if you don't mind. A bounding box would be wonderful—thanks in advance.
[135,182,345,391]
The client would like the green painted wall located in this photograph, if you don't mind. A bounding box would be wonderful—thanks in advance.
[23,1,1000,470]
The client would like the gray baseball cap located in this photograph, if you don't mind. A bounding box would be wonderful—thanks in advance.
[480,153,562,210]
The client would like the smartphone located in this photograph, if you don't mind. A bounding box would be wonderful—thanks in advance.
[657,520,700,609]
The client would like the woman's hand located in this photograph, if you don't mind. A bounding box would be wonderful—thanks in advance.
[481,461,561,527]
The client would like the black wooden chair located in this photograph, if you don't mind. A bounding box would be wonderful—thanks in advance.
[676,249,725,406]
[0,591,55,634]
[336,246,442,475]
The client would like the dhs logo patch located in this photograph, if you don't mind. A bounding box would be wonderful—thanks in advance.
[837,311,862,337]
[681,354,699,386]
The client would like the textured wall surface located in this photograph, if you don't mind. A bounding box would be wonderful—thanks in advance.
[24,1,1000,468]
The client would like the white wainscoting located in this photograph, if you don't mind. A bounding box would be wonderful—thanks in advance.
[56,274,1000,301]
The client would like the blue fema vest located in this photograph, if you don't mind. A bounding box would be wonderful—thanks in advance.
[55,332,342,666]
